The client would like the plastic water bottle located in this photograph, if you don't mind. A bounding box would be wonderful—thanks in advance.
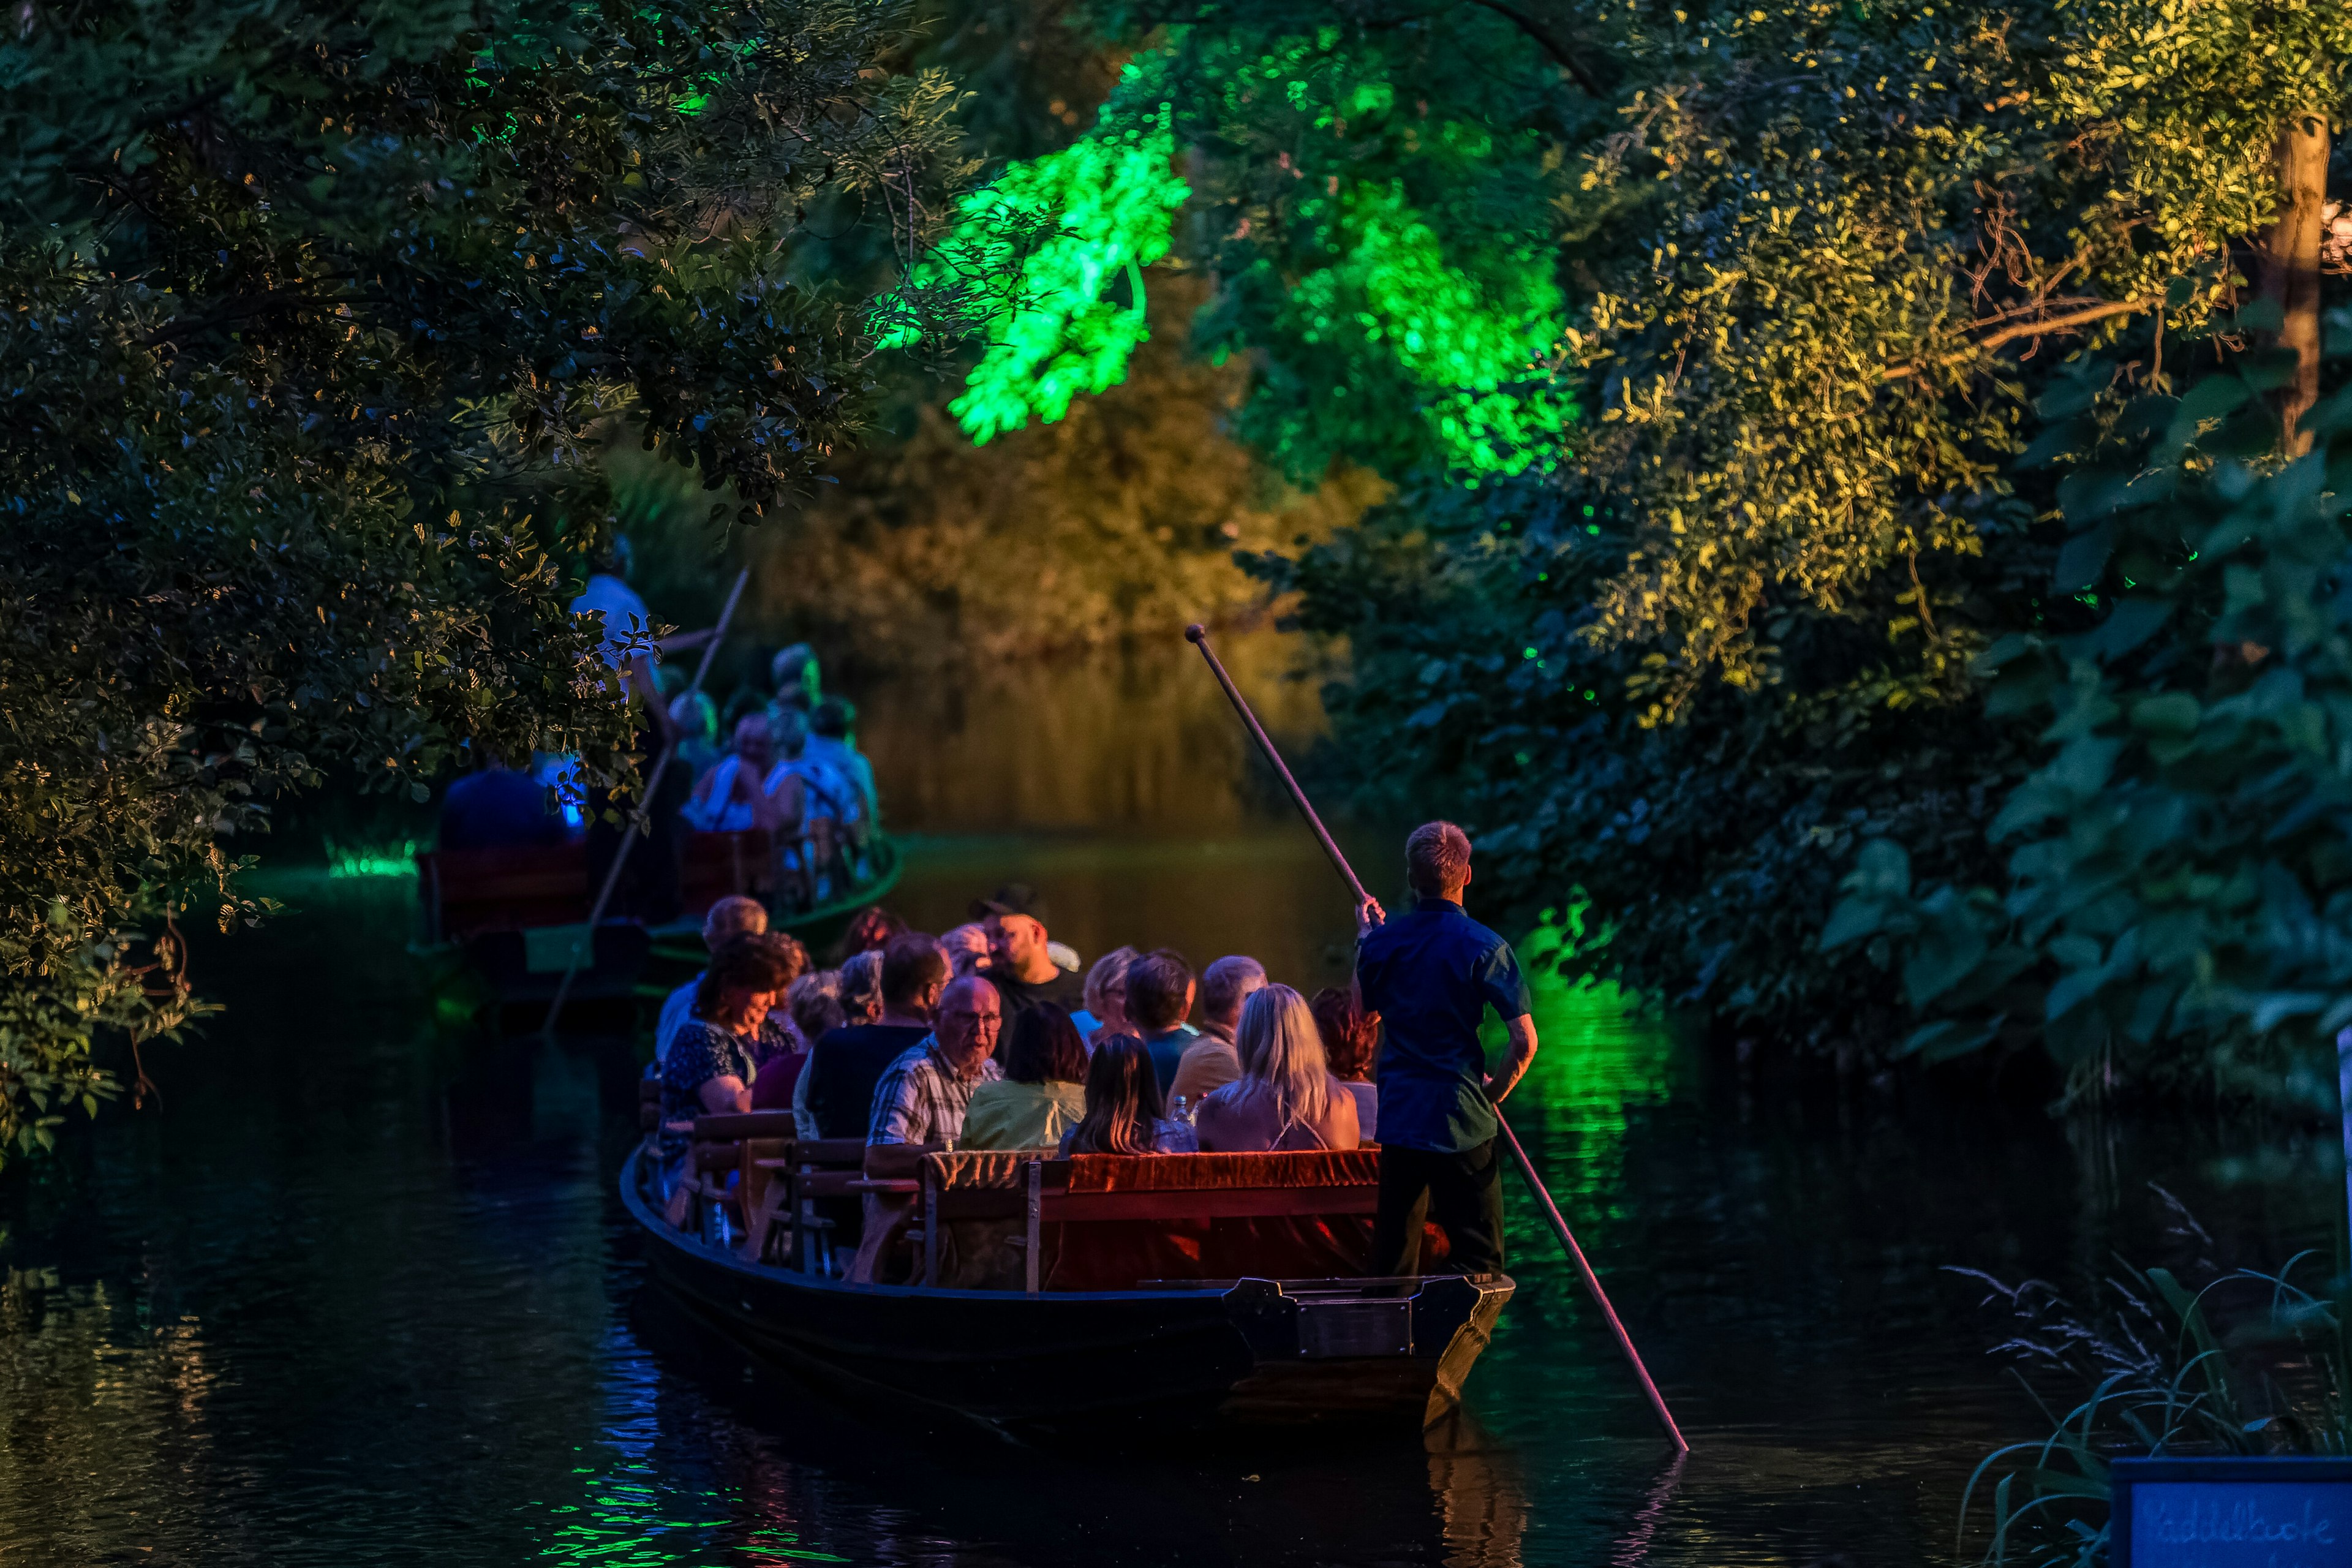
[1169,1095,1192,1128]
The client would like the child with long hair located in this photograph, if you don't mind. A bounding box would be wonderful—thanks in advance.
[1061,1034,1186,1155]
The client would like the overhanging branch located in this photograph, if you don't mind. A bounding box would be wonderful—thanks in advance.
[1884,295,2162,380]
[1466,0,1608,97]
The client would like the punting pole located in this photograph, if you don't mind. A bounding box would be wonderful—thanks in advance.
[1183,622,1691,1452]
[540,568,751,1039]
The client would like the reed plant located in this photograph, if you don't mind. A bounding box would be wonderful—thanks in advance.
[1955,1191,2348,1565]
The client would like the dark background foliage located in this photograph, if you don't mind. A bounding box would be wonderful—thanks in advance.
[0,0,973,1156]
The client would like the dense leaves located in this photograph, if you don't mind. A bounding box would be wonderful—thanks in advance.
[0,0,972,1158]
[913,0,2350,1077]
[1826,330,2352,1103]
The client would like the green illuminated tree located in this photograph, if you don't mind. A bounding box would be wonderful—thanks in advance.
[898,13,1588,478]
[0,0,972,1160]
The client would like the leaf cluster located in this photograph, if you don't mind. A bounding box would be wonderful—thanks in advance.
[1825,321,2352,1099]
[0,0,974,1161]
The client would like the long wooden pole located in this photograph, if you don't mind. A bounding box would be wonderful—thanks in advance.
[1184,622,1690,1451]
[541,568,750,1038]
[1185,625,1370,907]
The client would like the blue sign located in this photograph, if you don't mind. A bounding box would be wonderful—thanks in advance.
[2114,1458,2352,1567]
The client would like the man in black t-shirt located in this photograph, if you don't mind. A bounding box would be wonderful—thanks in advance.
[795,933,950,1139]
[972,883,1087,1022]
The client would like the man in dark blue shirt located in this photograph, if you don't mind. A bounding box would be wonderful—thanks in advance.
[440,754,567,852]
[1355,821,1538,1277]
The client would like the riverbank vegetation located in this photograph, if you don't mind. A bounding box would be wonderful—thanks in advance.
[0,0,978,1159]
[1956,1194,2351,1563]
[889,0,2352,1093]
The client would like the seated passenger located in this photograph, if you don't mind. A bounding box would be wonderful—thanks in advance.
[750,967,835,1110]
[654,895,768,1066]
[1125,949,1201,1094]
[769,642,821,725]
[439,750,567,852]
[671,690,726,783]
[848,974,1003,1283]
[788,968,845,1047]
[973,884,1087,1021]
[683,716,778,832]
[1311,985,1382,1144]
[805,695,879,827]
[837,948,884,1027]
[867,974,1003,1147]
[1071,944,1137,1042]
[939,922,990,979]
[767,710,854,899]
[794,933,947,1140]
[961,1005,1089,1151]
[1196,984,1362,1153]
[1061,1034,1190,1156]
[1170,955,1267,1106]
[657,935,798,1158]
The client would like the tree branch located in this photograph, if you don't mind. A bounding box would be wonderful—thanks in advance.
[1883,295,2162,380]
[1465,0,1608,97]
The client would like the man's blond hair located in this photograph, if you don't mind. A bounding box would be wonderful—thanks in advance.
[1404,820,1473,896]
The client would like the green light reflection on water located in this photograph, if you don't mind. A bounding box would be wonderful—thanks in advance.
[1490,921,1679,1216]
[530,1438,855,1567]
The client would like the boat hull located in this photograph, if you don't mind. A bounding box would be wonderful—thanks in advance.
[620,1148,1512,1439]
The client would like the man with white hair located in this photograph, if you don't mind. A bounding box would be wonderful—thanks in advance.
[849,973,1004,1283]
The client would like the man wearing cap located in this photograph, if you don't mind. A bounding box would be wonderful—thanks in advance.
[972,884,1087,1022]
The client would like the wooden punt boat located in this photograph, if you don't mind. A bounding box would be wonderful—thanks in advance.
[412,830,902,1011]
[619,1136,1515,1439]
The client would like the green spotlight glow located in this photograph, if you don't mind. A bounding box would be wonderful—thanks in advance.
[902,37,1577,479]
[325,840,418,879]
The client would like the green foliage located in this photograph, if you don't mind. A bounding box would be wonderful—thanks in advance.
[1826,331,2352,1099]
[1000,0,2352,1074]
[0,0,973,1161]
[751,276,1382,662]
[892,96,1191,440]
[914,15,1582,477]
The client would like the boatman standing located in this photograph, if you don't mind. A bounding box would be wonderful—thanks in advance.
[1355,821,1537,1278]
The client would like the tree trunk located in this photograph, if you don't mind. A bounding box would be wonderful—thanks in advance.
[2258,112,2330,455]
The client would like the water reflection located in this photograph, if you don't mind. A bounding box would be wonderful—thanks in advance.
[854,629,1331,837]
[0,1269,217,1560]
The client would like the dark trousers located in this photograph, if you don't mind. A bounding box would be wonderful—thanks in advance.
[585,734,690,925]
[1372,1139,1506,1278]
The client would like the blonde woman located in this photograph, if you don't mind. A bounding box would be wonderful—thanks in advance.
[1073,943,1139,1046]
[1195,984,1361,1153]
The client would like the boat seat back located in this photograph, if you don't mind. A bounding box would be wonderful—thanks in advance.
[920,1149,1389,1291]
[690,1110,801,1142]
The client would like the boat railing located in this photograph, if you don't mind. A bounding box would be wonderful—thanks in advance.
[919,1148,1393,1295]
[665,1114,952,1275]
[657,1121,1427,1297]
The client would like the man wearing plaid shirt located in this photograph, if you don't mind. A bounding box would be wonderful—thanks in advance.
[848,974,1003,1282]
[866,974,1004,1146]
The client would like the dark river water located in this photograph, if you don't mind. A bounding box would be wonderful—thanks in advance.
[2,635,2341,1566]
